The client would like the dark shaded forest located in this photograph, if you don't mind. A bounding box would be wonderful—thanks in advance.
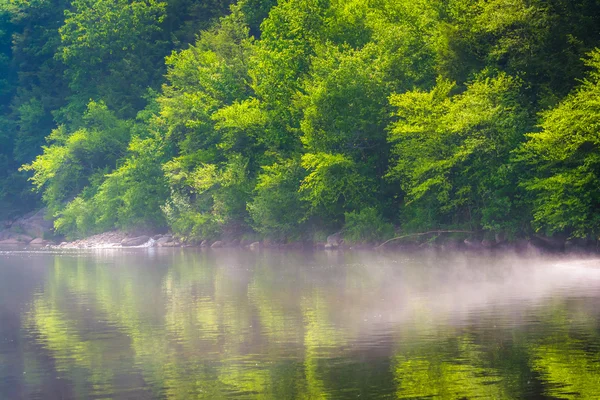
[2,0,600,243]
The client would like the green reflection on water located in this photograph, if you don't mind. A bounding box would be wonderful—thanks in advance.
[16,251,600,399]
[530,304,600,399]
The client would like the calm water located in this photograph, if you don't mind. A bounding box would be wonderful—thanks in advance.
[1,249,600,399]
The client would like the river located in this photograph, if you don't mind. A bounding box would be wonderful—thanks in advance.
[1,248,600,399]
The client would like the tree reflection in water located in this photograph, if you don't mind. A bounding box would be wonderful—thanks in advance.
[3,250,599,399]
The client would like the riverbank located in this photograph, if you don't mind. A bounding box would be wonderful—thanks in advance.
[2,209,598,254]
[3,229,599,256]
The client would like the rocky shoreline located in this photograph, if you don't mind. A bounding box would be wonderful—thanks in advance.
[1,209,598,255]
[0,208,54,246]
[2,229,599,256]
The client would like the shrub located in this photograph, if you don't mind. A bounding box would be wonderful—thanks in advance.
[343,207,394,244]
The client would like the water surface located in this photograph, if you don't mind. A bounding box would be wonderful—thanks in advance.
[1,248,600,399]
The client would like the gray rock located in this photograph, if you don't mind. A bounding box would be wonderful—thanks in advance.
[228,239,240,248]
[121,235,150,247]
[156,236,173,246]
[248,241,261,250]
[11,208,54,238]
[0,238,22,245]
[200,240,209,247]
[240,238,253,247]
[211,241,223,249]
[481,239,493,248]
[160,241,180,247]
[12,234,33,243]
[0,232,31,242]
[327,232,343,248]
[29,238,53,246]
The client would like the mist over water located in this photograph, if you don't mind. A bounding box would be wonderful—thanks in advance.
[1,249,600,399]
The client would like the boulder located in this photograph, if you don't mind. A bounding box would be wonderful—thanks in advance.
[29,238,53,246]
[228,239,240,248]
[262,239,275,248]
[240,238,253,247]
[248,241,261,250]
[211,241,223,249]
[0,232,32,243]
[11,208,54,239]
[160,241,180,247]
[12,234,33,243]
[200,240,209,247]
[156,236,173,246]
[0,238,22,245]
[327,232,343,248]
[121,236,150,247]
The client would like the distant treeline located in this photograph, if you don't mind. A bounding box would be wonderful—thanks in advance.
[2,0,600,242]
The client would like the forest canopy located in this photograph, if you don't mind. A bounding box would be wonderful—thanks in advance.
[2,0,600,242]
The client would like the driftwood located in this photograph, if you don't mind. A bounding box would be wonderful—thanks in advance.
[376,230,473,249]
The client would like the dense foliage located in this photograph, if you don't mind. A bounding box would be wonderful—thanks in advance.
[3,0,600,242]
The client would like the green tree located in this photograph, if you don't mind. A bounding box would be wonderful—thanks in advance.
[517,50,600,238]
[248,158,306,239]
[22,101,132,218]
[58,0,167,120]
[159,10,256,239]
[388,73,532,235]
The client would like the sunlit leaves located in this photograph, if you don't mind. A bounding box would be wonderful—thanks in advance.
[517,49,600,238]
[387,73,531,233]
